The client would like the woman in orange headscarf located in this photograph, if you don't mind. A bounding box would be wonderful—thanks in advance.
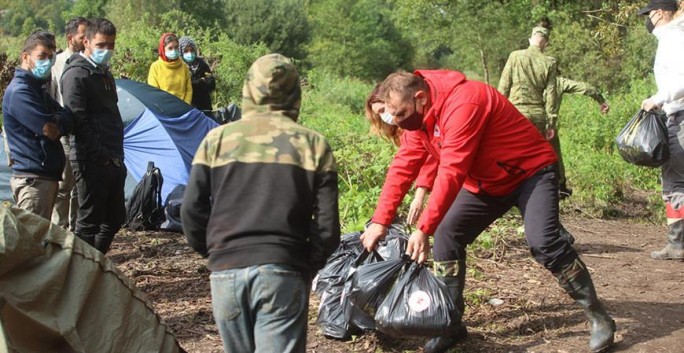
[147,32,192,104]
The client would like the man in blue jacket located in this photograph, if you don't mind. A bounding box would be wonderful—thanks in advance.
[2,30,73,219]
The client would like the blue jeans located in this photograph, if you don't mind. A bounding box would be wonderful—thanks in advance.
[210,264,309,353]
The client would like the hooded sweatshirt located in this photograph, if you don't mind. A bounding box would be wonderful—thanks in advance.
[372,70,558,235]
[147,33,193,104]
[181,54,340,275]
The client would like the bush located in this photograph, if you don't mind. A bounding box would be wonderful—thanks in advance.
[559,76,662,219]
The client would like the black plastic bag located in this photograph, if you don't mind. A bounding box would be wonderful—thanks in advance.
[313,232,364,296]
[342,251,384,332]
[314,225,410,339]
[317,285,358,339]
[616,109,669,167]
[349,257,409,319]
[317,250,382,338]
[375,262,458,337]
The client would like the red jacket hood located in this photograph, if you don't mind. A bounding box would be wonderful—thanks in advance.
[414,70,467,118]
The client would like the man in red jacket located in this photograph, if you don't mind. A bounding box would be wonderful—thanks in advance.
[360,71,615,353]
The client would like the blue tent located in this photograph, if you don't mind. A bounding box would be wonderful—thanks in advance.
[117,79,218,203]
[0,79,218,204]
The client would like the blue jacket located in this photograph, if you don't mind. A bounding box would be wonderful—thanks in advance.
[2,68,74,180]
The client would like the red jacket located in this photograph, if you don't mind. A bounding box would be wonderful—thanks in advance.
[371,70,557,235]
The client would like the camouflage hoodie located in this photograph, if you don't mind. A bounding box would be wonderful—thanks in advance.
[181,54,340,274]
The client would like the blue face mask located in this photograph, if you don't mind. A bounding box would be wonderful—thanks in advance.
[182,52,196,63]
[165,49,179,60]
[90,48,113,66]
[31,58,53,80]
[380,111,395,125]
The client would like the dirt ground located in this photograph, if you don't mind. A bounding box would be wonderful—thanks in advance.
[108,216,684,353]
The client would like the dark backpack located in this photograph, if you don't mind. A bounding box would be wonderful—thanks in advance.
[160,184,185,233]
[125,161,165,231]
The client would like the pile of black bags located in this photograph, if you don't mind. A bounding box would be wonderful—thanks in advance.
[314,224,459,339]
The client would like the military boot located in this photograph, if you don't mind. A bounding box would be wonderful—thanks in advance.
[651,221,684,261]
[553,258,615,353]
[424,260,468,353]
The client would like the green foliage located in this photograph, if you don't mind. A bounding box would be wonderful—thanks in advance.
[224,0,310,59]
[299,70,391,231]
[559,77,662,218]
[307,0,412,82]
[63,0,109,19]
[0,0,71,36]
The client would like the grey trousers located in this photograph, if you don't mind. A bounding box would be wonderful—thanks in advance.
[662,110,684,247]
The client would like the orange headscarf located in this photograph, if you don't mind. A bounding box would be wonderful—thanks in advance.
[158,32,178,62]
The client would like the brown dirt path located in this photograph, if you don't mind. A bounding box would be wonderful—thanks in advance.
[109,216,684,353]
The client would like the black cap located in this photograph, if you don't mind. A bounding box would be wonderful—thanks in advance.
[637,0,678,15]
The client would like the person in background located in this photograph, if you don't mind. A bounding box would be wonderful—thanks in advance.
[637,0,684,261]
[361,71,615,353]
[181,54,340,353]
[498,20,559,143]
[365,84,437,225]
[2,30,73,219]
[179,36,215,111]
[50,16,88,231]
[61,18,125,254]
[553,76,610,198]
[148,33,192,104]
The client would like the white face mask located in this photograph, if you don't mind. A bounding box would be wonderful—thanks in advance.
[380,111,395,125]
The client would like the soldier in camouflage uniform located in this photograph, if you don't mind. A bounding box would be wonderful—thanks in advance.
[553,77,610,197]
[499,27,580,242]
[498,26,559,139]
[181,53,341,353]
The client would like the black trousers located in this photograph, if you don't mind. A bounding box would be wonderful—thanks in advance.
[72,160,127,253]
[433,168,577,273]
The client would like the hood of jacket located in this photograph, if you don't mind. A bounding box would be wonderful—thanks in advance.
[64,52,108,76]
[241,54,301,121]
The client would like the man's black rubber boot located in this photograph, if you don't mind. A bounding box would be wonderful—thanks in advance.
[559,222,576,245]
[554,258,616,353]
[424,260,468,353]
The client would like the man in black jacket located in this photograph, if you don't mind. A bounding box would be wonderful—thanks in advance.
[179,36,215,111]
[61,18,125,254]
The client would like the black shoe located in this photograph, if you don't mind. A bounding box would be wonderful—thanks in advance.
[423,325,468,353]
[559,184,573,199]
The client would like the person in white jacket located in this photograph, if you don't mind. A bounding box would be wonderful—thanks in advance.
[638,0,684,261]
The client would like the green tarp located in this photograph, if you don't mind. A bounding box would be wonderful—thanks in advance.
[0,205,183,353]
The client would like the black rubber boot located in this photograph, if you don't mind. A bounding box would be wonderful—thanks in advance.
[559,222,576,245]
[424,260,468,353]
[553,258,616,353]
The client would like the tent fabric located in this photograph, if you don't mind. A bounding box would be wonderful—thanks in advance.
[116,78,193,126]
[118,79,218,203]
[123,110,188,201]
[0,205,184,353]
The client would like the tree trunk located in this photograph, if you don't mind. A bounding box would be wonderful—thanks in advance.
[477,34,490,84]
